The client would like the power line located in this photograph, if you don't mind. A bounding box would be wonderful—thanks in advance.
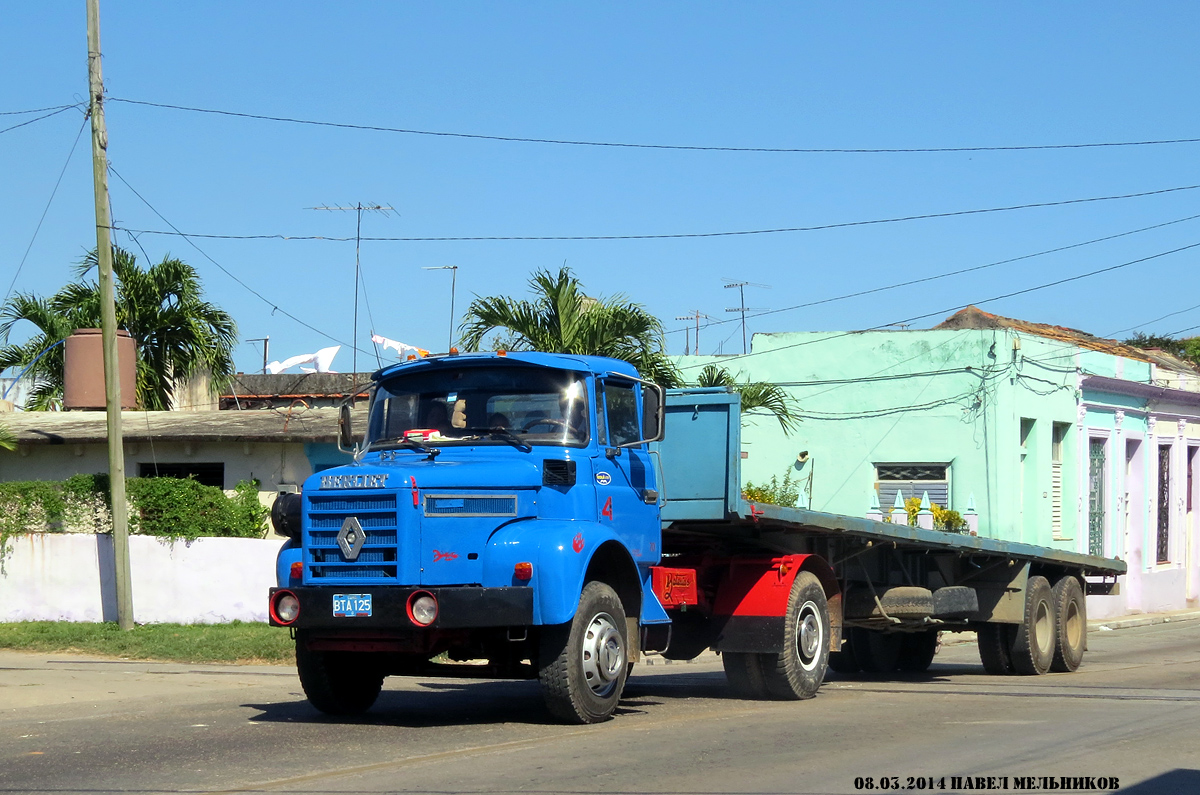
[1107,302,1200,337]
[108,97,1200,155]
[677,240,1200,371]
[664,210,1200,337]
[0,103,82,116]
[106,165,385,363]
[0,104,81,135]
[108,182,1200,244]
[3,114,90,307]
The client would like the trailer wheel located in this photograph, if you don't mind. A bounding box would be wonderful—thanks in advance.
[758,571,830,699]
[295,636,384,715]
[539,581,629,724]
[1010,575,1055,675]
[850,627,902,673]
[722,651,769,699]
[896,631,939,673]
[1050,576,1086,672]
[976,623,1014,675]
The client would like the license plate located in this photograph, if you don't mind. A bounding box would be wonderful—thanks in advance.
[332,593,372,618]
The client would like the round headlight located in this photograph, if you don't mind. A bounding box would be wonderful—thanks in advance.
[271,590,300,625]
[408,593,438,626]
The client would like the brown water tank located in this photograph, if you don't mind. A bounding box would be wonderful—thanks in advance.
[63,328,138,409]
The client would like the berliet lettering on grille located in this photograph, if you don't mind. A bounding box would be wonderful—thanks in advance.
[320,473,390,489]
[337,517,367,560]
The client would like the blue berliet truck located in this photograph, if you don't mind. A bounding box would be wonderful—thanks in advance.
[268,351,1125,723]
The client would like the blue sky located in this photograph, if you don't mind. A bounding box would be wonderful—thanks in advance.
[3,3,1199,375]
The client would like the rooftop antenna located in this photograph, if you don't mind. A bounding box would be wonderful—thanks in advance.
[308,202,393,377]
[723,280,770,355]
[675,310,712,356]
[246,337,269,374]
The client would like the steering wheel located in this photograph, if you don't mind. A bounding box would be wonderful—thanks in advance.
[522,417,569,432]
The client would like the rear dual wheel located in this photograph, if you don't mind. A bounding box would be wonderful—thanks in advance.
[295,633,385,715]
[980,574,1082,676]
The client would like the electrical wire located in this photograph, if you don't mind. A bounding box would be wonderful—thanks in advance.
[106,164,382,363]
[676,239,1200,371]
[1107,302,1200,337]
[108,183,1200,244]
[0,103,81,116]
[0,104,80,135]
[3,113,89,307]
[109,97,1200,155]
[663,210,1200,337]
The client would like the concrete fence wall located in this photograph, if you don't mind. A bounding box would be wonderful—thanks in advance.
[0,534,281,624]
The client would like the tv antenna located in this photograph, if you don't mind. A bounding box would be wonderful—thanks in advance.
[308,202,394,375]
[674,310,712,356]
[723,280,770,354]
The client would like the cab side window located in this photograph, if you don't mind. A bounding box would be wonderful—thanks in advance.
[603,381,640,447]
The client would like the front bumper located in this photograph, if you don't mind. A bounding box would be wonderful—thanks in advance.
[268,586,534,630]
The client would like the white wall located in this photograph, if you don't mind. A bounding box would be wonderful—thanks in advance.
[0,534,283,624]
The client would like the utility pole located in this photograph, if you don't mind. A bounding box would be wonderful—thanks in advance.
[723,281,769,355]
[422,266,458,350]
[309,203,393,374]
[247,337,269,374]
[87,0,133,630]
[675,311,711,356]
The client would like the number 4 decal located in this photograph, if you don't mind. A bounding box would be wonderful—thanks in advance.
[601,496,613,521]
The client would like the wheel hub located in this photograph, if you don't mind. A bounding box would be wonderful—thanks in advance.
[795,600,823,669]
[581,612,624,696]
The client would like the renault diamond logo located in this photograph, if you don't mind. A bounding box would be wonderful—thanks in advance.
[337,517,366,560]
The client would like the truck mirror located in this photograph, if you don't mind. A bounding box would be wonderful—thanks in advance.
[338,403,355,452]
[641,383,665,443]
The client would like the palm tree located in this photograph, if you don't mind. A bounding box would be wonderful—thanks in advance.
[695,364,800,435]
[459,267,682,386]
[0,423,14,451]
[0,246,237,411]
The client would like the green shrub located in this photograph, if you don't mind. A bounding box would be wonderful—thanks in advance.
[742,469,801,508]
[898,495,966,532]
[0,475,268,561]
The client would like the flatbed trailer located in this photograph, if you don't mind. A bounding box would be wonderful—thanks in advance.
[267,353,1126,723]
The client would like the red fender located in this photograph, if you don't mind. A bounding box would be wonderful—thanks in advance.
[711,554,841,654]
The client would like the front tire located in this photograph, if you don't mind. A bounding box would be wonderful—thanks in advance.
[295,634,384,715]
[539,581,629,724]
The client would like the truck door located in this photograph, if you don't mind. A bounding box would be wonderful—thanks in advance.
[594,378,660,565]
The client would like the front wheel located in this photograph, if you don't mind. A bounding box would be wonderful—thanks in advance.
[539,581,629,724]
[295,634,384,715]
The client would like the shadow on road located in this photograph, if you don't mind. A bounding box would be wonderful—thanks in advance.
[1118,769,1200,793]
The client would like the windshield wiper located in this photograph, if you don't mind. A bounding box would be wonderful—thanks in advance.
[370,437,441,458]
[461,427,532,452]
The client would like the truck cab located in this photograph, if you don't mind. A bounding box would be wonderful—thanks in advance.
[269,351,666,723]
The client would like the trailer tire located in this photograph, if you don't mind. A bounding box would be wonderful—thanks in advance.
[976,623,1015,675]
[759,571,830,700]
[295,638,384,716]
[539,581,629,724]
[1050,576,1086,673]
[722,651,769,699]
[1010,575,1055,675]
[896,631,939,672]
[850,627,902,673]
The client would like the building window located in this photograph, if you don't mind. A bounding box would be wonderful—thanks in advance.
[138,462,226,489]
[1157,445,1172,563]
[1088,438,1106,557]
[875,463,950,510]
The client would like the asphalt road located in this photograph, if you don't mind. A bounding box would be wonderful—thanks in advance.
[2,620,1198,795]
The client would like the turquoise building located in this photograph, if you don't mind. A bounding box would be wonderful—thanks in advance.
[677,307,1200,618]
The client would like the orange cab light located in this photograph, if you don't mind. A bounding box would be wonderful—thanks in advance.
[497,350,507,357]
[290,562,304,580]
[407,354,416,361]
[514,562,533,581]
[449,346,459,355]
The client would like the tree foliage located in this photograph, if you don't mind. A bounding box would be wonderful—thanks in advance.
[695,364,801,435]
[1123,332,1200,366]
[0,246,238,410]
[459,267,682,386]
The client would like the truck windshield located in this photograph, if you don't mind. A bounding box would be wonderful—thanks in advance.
[367,365,590,449]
